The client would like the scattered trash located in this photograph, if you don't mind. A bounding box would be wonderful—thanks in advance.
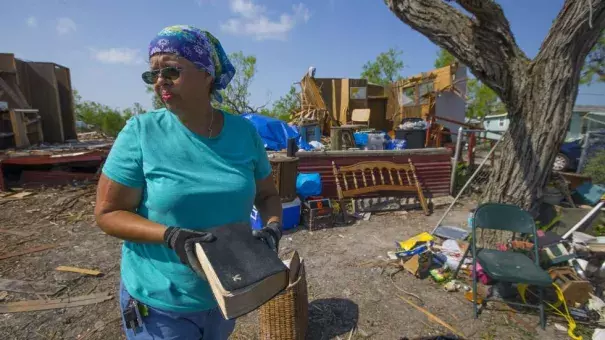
[432,225,470,240]
[443,281,458,292]
[397,232,434,252]
[594,328,605,340]
[439,239,468,271]
[308,140,324,151]
[464,291,483,304]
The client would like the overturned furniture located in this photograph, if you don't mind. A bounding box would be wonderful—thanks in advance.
[0,109,44,149]
[0,53,77,147]
[270,156,299,203]
[331,159,430,216]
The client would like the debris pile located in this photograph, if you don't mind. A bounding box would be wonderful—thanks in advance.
[391,189,605,339]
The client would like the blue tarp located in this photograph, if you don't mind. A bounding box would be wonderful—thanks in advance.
[242,113,311,151]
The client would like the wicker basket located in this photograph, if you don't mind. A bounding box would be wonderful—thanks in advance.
[259,263,309,340]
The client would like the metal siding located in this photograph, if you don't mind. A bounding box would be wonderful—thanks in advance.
[296,150,452,198]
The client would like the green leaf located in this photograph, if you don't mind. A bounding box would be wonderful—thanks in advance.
[361,48,404,86]
[434,49,456,68]
[580,32,605,86]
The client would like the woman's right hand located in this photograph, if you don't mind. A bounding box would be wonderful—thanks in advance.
[163,227,216,277]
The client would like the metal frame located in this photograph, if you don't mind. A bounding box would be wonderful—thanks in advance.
[453,203,547,329]
[449,128,505,196]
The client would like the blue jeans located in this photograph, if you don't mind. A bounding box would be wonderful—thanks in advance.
[119,282,236,340]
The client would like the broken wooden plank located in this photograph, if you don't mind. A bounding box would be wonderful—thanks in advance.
[56,266,102,277]
[0,243,65,260]
[0,228,34,237]
[0,292,112,313]
[0,77,30,109]
[397,294,464,338]
[9,110,30,148]
[8,191,33,199]
[0,191,35,205]
[0,278,65,295]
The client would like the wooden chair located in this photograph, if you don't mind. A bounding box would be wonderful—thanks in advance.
[331,159,430,219]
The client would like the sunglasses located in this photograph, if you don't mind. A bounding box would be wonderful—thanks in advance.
[141,66,182,85]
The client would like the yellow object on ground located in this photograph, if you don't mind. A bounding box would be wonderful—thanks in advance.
[517,283,581,340]
[397,232,434,251]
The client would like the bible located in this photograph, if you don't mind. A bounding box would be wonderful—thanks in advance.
[194,222,289,319]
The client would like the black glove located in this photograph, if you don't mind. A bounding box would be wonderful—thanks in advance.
[252,221,282,252]
[164,227,216,278]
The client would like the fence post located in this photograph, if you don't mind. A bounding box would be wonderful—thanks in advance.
[577,130,591,174]
[468,132,476,168]
[432,136,505,234]
[490,140,495,167]
[450,127,464,195]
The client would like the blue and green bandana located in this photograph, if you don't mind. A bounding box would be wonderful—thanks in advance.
[148,25,235,102]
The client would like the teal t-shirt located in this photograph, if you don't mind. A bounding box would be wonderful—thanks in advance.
[102,108,272,313]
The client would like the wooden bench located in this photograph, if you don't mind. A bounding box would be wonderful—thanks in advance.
[331,159,430,216]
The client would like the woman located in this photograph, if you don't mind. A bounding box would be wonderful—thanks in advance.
[94,25,283,340]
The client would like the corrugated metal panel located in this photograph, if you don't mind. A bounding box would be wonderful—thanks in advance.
[296,148,452,198]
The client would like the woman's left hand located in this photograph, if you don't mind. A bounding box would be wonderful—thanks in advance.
[252,221,282,252]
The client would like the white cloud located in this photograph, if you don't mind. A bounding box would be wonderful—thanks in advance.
[230,0,265,18]
[56,17,76,35]
[90,48,142,65]
[26,16,37,28]
[221,0,311,41]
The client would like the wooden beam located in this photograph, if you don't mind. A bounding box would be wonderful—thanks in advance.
[8,110,29,148]
[0,292,112,313]
[331,79,337,122]
[0,77,29,109]
[27,62,65,143]
[340,79,350,124]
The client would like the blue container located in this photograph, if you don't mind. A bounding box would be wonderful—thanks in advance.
[250,198,301,231]
[354,132,369,148]
[575,183,605,206]
[300,124,321,144]
[296,173,322,199]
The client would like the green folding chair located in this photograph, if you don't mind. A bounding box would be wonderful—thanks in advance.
[454,203,553,329]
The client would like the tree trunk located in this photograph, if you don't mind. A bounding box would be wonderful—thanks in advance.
[483,62,580,213]
[386,0,605,215]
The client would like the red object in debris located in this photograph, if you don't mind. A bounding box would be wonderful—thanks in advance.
[0,150,108,191]
[20,170,98,187]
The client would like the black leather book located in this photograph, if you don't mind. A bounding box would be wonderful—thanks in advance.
[194,222,289,319]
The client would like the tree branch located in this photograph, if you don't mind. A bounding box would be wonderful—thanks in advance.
[534,0,605,74]
[386,0,528,101]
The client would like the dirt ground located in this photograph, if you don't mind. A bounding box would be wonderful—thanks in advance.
[0,185,573,339]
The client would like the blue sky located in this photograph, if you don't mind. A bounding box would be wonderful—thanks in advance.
[3,0,604,112]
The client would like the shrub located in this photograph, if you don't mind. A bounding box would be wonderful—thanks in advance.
[583,150,605,184]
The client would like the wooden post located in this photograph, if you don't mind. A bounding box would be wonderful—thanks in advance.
[330,127,342,151]
[8,110,29,148]
[490,140,495,167]
[331,79,337,124]
[468,132,476,168]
